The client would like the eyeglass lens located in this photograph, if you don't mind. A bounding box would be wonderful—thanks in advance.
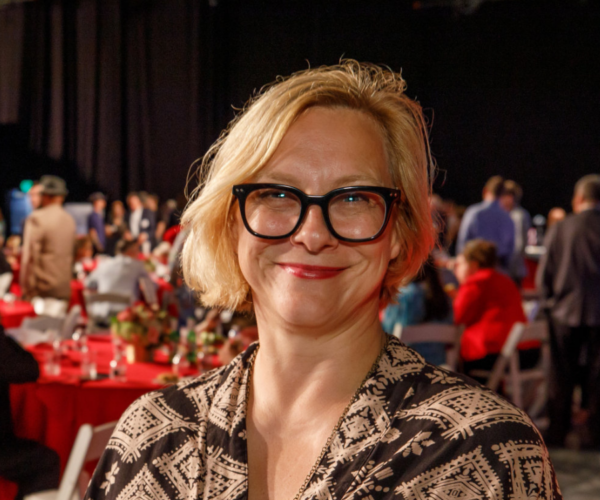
[244,187,387,240]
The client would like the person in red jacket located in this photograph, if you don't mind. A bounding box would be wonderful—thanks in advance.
[454,239,539,378]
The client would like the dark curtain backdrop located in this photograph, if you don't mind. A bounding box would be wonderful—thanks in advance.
[1,0,600,217]
[0,0,229,201]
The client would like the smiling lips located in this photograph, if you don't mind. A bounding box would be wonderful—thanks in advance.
[277,263,347,279]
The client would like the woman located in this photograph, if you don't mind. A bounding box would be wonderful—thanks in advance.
[85,62,560,499]
[382,257,453,365]
[454,239,540,377]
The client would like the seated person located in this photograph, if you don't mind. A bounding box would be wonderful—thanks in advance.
[4,235,21,266]
[85,240,155,318]
[0,250,12,278]
[0,326,60,499]
[73,236,95,278]
[0,251,13,297]
[382,257,453,365]
[454,239,540,378]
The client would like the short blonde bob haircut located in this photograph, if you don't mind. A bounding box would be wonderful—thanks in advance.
[182,60,436,312]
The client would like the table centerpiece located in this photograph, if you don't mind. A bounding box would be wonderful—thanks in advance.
[110,302,176,363]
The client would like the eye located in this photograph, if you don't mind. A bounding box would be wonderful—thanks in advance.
[341,192,370,203]
[258,189,290,200]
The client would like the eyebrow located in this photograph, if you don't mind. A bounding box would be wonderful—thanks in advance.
[255,172,384,187]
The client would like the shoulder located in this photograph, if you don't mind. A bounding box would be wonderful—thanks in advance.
[460,270,490,290]
[102,350,248,461]
[574,209,600,227]
[58,207,77,227]
[27,209,44,224]
[110,344,255,445]
[382,341,559,498]
[463,202,483,219]
[385,338,539,437]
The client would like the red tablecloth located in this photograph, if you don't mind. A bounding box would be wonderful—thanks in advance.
[1,337,204,500]
[0,300,36,328]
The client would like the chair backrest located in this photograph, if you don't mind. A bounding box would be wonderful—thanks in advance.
[60,305,82,339]
[84,292,132,331]
[522,299,541,322]
[395,323,463,371]
[56,421,117,500]
[31,297,68,317]
[487,320,549,392]
[21,315,64,333]
[139,276,158,307]
[0,272,13,297]
[84,291,132,306]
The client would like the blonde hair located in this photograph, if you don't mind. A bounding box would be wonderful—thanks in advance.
[182,60,436,311]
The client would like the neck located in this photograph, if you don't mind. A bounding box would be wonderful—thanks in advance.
[251,300,386,412]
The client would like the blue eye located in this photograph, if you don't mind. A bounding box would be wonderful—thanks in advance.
[342,193,368,203]
[259,190,288,199]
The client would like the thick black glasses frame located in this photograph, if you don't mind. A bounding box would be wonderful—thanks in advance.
[232,183,402,243]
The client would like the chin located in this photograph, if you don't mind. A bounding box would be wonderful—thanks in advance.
[269,289,343,329]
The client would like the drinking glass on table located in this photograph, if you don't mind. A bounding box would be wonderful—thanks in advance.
[43,345,61,376]
[81,348,98,380]
[109,338,127,381]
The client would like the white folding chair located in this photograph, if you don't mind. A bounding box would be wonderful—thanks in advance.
[394,323,463,372]
[21,315,64,333]
[0,272,13,297]
[24,421,117,500]
[84,291,131,332]
[468,320,551,421]
[139,276,158,308]
[31,297,69,318]
[60,305,82,340]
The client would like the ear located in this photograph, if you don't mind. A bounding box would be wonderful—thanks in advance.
[389,219,402,261]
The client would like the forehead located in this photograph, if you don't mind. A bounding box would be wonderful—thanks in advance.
[255,106,392,191]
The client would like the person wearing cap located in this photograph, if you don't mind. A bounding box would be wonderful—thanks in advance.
[87,192,107,253]
[20,175,76,301]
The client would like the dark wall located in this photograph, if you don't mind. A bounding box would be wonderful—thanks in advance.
[1,0,599,219]
[225,0,600,217]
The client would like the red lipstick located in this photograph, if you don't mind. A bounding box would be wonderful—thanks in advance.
[277,263,347,279]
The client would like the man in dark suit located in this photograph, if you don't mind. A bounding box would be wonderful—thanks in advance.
[537,174,600,448]
[0,326,60,499]
[126,191,156,253]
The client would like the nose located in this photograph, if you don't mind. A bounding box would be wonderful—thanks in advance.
[290,205,338,253]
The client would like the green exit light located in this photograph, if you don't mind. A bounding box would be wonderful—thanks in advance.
[20,180,34,193]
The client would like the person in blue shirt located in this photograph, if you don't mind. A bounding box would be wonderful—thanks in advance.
[499,180,532,285]
[87,192,107,254]
[382,258,453,365]
[456,176,515,269]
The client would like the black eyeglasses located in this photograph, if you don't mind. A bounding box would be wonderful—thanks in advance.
[232,183,401,243]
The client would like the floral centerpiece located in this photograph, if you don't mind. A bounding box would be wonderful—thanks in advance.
[110,302,176,363]
[198,330,226,354]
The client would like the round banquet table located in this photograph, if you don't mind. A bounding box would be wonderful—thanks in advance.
[0,300,36,329]
[0,336,209,500]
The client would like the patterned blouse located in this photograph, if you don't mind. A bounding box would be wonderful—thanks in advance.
[85,336,562,500]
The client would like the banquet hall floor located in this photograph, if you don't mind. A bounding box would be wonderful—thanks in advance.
[551,448,600,499]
